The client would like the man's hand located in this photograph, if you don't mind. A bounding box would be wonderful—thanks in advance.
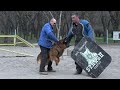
[63,37,68,44]
[63,37,70,48]
[54,41,60,46]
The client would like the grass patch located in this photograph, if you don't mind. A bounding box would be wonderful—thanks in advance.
[69,37,120,45]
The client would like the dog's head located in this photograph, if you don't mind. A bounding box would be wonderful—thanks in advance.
[55,39,67,49]
[59,39,66,49]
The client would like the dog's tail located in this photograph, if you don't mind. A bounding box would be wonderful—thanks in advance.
[37,53,41,64]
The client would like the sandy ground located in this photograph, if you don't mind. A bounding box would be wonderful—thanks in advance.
[0,45,120,79]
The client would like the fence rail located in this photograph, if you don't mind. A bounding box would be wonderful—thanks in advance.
[0,35,35,48]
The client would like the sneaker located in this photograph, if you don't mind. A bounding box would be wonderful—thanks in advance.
[40,72,48,75]
[47,67,56,72]
[47,69,56,72]
[74,71,82,75]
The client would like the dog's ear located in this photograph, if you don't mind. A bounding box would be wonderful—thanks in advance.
[54,42,57,45]
[60,40,63,43]
[57,40,62,44]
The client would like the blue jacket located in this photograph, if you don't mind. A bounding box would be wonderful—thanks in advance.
[67,20,95,41]
[38,23,58,48]
[80,20,95,41]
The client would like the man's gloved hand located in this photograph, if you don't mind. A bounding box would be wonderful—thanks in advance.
[63,37,68,44]
[63,37,70,48]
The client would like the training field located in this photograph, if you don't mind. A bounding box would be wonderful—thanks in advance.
[0,45,120,79]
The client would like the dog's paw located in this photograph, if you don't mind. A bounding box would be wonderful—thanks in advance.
[37,60,41,64]
[56,63,58,66]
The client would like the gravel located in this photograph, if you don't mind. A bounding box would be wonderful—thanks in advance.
[0,45,119,79]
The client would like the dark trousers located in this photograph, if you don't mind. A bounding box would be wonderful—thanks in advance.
[75,62,83,73]
[74,43,83,73]
[39,46,53,72]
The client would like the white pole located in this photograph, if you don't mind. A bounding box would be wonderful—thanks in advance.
[106,29,108,45]
[14,29,17,46]
[58,11,62,40]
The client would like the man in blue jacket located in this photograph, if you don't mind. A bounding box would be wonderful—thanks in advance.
[38,18,58,75]
[64,13,95,75]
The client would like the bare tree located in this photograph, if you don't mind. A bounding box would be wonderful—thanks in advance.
[109,11,120,31]
[0,11,119,43]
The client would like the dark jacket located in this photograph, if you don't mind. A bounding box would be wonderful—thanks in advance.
[65,20,95,46]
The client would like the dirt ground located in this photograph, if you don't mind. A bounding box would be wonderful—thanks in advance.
[0,45,120,79]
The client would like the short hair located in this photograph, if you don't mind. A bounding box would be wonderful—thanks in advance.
[71,12,79,18]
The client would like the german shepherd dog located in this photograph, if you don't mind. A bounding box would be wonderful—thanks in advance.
[37,39,67,66]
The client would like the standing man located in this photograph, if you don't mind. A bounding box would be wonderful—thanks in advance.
[64,13,95,75]
[38,18,58,75]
